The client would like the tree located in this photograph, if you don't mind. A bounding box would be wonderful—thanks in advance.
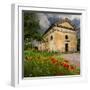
[23,11,42,49]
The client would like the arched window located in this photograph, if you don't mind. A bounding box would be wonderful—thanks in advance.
[65,35,68,39]
[50,35,53,40]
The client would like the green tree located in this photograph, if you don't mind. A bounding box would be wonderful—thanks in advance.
[23,11,42,49]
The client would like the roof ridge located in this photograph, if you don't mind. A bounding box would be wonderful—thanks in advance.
[43,18,76,36]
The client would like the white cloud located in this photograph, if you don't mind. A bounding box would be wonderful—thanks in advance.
[37,13,80,33]
[46,13,80,20]
[59,15,80,20]
[37,13,50,31]
[70,15,80,20]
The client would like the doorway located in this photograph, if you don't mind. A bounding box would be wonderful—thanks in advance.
[65,43,68,52]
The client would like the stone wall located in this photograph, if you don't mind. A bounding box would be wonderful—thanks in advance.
[54,28,77,52]
[41,27,77,52]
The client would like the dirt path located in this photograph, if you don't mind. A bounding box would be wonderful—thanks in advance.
[62,53,80,67]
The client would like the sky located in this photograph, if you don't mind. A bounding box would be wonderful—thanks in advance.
[37,12,81,33]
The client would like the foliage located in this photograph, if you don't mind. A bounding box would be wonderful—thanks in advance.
[23,11,42,50]
[24,50,80,77]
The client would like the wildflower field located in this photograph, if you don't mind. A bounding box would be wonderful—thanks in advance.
[24,50,80,77]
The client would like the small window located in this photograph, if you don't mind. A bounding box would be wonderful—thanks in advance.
[65,35,68,39]
[50,35,53,40]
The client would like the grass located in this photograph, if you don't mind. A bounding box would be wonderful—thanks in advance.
[24,49,80,77]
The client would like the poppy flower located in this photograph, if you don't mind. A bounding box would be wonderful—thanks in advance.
[51,58,58,64]
[68,65,75,71]
[62,62,69,68]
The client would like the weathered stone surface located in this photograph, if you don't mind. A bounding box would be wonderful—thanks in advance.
[38,19,77,52]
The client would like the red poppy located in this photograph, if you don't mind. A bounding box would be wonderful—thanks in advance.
[62,62,69,68]
[68,65,75,71]
[51,58,58,64]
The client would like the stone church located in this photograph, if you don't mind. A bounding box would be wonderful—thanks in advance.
[38,18,77,52]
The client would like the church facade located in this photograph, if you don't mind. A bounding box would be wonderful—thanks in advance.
[38,18,77,52]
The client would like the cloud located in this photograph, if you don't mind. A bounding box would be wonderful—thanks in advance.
[37,13,50,32]
[37,13,80,34]
[70,15,80,20]
[46,13,80,20]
